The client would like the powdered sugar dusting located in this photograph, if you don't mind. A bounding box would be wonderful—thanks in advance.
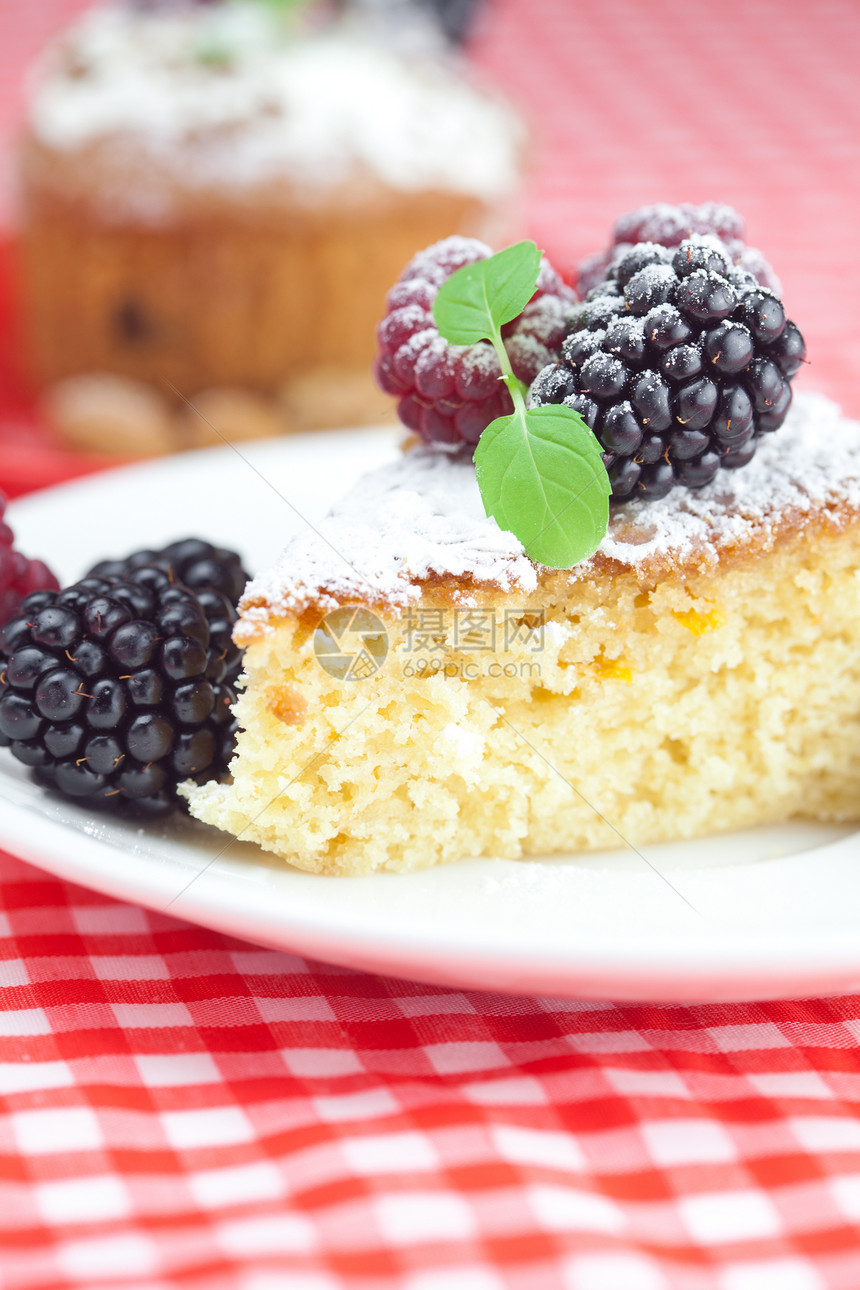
[240,447,539,632]
[599,391,860,563]
[26,4,521,216]
[401,236,493,286]
[631,263,677,292]
[239,392,860,632]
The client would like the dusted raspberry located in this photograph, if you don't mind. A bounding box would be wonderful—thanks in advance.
[615,202,744,246]
[0,493,60,628]
[578,202,780,298]
[375,236,577,450]
[530,235,806,503]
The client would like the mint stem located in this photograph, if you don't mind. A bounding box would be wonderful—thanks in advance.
[486,322,529,418]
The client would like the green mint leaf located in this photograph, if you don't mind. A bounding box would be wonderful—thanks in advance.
[474,404,611,569]
[432,241,542,346]
[254,0,312,13]
[428,238,609,568]
[194,36,235,67]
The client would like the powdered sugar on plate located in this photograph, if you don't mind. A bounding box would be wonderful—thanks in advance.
[239,392,860,632]
[26,3,521,216]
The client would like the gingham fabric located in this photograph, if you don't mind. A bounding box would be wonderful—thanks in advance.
[6,847,860,1290]
[3,0,860,1287]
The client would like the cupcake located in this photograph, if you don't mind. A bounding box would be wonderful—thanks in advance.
[15,0,523,450]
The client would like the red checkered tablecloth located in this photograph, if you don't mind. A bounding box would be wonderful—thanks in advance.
[3,0,860,1286]
[6,850,860,1290]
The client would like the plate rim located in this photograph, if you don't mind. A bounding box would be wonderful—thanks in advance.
[3,779,860,1004]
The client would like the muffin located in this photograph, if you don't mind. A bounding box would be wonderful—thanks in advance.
[15,0,522,445]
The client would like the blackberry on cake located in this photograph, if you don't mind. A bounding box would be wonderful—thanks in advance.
[375,236,577,448]
[0,566,239,815]
[529,235,806,501]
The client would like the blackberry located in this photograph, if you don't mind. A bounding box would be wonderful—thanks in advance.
[529,235,806,502]
[0,567,240,817]
[87,537,248,609]
[374,236,577,450]
[578,201,781,298]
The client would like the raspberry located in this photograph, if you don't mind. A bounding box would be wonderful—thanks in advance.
[529,235,806,503]
[615,202,745,247]
[578,202,781,298]
[0,566,240,817]
[0,493,59,629]
[87,537,249,611]
[375,236,577,450]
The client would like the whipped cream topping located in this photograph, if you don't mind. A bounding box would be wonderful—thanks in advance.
[26,3,521,209]
[239,392,860,632]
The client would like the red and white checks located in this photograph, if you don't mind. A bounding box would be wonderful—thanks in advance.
[5,849,860,1289]
[3,0,860,1284]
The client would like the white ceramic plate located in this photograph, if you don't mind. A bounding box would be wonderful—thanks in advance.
[3,430,860,1004]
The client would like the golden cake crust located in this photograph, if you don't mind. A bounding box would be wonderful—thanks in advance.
[235,392,860,643]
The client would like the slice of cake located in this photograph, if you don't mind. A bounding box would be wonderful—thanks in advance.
[183,390,860,874]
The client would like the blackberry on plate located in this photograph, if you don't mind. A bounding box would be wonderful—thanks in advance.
[0,566,240,817]
[0,492,59,628]
[577,201,780,298]
[374,235,577,450]
[87,537,248,609]
[529,235,806,502]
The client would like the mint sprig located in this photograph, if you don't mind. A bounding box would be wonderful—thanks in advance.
[432,242,610,570]
[431,241,542,346]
